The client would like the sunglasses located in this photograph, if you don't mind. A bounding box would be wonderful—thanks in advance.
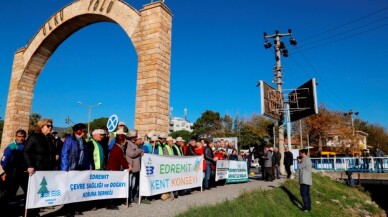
[46,124,53,128]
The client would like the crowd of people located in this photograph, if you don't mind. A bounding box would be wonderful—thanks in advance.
[0,120,256,217]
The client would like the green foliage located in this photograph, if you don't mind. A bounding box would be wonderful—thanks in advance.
[192,110,222,138]
[176,173,384,217]
[29,112,42,132]
[89,117,109,131]
[355,119,388,153]
[169,130,192,143]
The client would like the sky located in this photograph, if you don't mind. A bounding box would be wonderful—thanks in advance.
[0,0,387,131]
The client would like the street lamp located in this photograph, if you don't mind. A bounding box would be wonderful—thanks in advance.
[77,101,102,138]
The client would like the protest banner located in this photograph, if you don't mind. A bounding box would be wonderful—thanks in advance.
[139,154,203,197]
[226,160,249,183]
[25,170,129,209]
[215,160,229,181]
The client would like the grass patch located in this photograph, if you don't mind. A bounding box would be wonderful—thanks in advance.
[175,173,385,217]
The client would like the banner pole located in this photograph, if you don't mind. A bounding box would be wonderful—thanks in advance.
[24,174,32,217]
[201,155,203,192]
[126,171,130,208]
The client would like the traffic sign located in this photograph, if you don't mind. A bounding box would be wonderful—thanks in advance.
[107,114,119,133]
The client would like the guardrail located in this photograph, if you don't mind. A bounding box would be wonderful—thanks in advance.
[293,157,388,173]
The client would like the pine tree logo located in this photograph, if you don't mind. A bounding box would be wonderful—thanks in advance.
[37,176,50,198]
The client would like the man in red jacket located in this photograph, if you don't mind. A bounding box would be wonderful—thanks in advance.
[106,130,132,210]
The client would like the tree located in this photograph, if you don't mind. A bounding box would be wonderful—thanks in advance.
[89,117,109,131]
[169,130,192,143]
[355,119,388,153]
[38,176,49,197]
[297,104,349,150]
[239,114,273,149]
[29,113,42,134]
[222,115,234,137]
[192,110,222,139]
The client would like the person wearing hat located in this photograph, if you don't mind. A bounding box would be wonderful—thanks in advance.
[171,138,183,156]
[143,136,159,154]
[142,131,155,154]
[106,129,132,210]
[107,121,127,152]
[156,133,167,155]
[163,137,175,156]
[61,123,92,216]
[175,137,186,155]
[125,129,143,204]
[86,129,106,170]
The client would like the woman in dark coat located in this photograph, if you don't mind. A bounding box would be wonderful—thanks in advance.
[24,118,56,175]
[23,118,56,217]
[24,119,56,175]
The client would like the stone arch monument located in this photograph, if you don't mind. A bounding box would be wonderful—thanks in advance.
[1,0,172,149]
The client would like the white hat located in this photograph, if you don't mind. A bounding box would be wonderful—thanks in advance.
[115,129,127,136]
[146,131,155,138]
[159,133,167,139]
[166,136,173,141]
[150,136,158,142]
[127,129,137,138]
[92,129,106,135]
[118,121,126,126]
[176,137,184,142]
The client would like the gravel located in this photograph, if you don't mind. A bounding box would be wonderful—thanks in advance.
[40,175,286,217]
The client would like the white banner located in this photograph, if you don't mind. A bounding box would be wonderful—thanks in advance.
[26,170,129,209]
[226,160,249,183]
[215,160,249,183]
[139,154,203,196]
[215,160,229,181]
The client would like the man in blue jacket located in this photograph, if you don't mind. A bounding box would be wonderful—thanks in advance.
[0,129,28,205]
[61,123,91,217]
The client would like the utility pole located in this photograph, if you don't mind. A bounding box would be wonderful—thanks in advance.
[344,110,359,136]
[263,29,297,174]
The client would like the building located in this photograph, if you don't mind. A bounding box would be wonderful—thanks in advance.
[169,117,193,133]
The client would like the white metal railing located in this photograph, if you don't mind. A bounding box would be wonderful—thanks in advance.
[293,157,388,173]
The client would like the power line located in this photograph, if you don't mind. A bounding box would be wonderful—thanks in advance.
[295,22,388,52]
[300,16,388,48]
[300,5,388,42]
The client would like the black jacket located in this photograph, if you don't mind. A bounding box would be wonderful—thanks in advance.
[204,146,214,163]
[24,133,56,171]
[284,151,294,166]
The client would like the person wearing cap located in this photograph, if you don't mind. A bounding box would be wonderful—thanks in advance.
[185,139,197,156]
[60,123,92,216]
[172,138,183,156]
[142,131,155,154]
[143,136,159,154]
[106,129,132,210]
[175,137,186,155]
[87,129,106,170]
[107,121,127,152]
[162,137,180,199]
[156,133,167,155]
[125,129,143,204]
[163,137,175,156]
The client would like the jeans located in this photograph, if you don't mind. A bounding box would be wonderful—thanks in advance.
[204,162,212,188]
[300,184,311,211]
[129,172,139,202]
[275,165,280,178]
